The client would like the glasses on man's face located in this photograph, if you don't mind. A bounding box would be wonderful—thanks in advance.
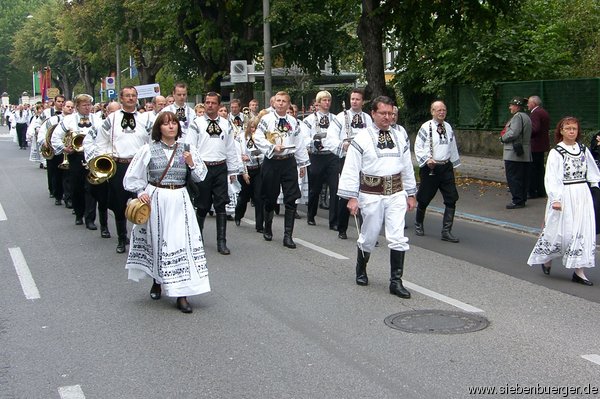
[375,111,393,117]
[122,94,137,99]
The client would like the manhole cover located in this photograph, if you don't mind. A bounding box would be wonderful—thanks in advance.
[384,310,490,334]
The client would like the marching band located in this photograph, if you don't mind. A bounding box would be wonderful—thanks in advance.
[18,87,425,312]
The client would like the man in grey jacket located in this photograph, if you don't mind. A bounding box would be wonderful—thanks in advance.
[500,97,532,209]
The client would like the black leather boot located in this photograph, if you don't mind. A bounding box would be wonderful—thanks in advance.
[415,206,426,236]
[196,212,205,236]
[441,207,460,243]
[355,247,370,286]
[283,208,297,248]
[99,209,111,238]
[255,200,264,233]
[216,213,231,255]
[234,201,246,226]
[116,219,128,254]
[263,209,274,241]
[389,250,411,298]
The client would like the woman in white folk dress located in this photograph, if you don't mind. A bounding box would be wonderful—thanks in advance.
[124,112,210,313]
[527,116,600,285]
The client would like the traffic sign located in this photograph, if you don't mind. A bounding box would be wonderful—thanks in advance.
[230,60,248,83]
[107,89,117,99]
[105,76,116,90]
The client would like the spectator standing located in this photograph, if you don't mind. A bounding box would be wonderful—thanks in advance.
[527,95,550,198]
[500,97,532,209]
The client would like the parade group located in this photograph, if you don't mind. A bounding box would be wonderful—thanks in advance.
[3,83,599,313]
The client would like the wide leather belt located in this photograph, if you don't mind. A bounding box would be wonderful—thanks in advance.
[359,173,403,195]
[114,157,133,164]
[247,164,260,170]
[309,150,333,155]
[271,154,294,160]
[149,182,186,190]
[204,160,226,166]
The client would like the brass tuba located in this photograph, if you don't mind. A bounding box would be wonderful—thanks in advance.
[40,124,57,160]
[87,155,116,185]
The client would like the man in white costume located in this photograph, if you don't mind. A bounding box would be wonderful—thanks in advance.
[337,96,417,299]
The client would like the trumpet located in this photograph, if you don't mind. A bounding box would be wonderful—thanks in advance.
[86,155,116,185]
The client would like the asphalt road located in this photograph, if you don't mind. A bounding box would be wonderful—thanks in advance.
[1,134,600,398]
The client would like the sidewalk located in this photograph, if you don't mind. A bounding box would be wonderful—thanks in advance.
[422,154,545,236]
[0,124,545,236]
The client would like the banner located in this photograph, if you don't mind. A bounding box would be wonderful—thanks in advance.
[39,67,51,101]
[134,83,160,99]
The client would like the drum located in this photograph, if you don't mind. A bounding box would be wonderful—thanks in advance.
[125,198,151,224]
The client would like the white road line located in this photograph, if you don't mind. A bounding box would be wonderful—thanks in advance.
[0,202,6,221]
[242,218,483,312]
[403,281,485,313]
[8,247,40,300]
[582,354,600,366]
[293,238,349,259]
[241,217,349,259]
[58,385,86,399]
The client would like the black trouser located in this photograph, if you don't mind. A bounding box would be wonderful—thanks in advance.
[16,123,27,148]
[46,155,64,200]
[108,162,135,222]
[528,151,546,198]
[505,160,529,205]
[89,180,110,216]
[261,156,300,212]
[236,166,263,227]
[194,162,229,217]
[307,153,339,227]
[68,152,95,219]
[416,163,459,209]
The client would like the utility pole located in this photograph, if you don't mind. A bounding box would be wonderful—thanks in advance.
[263,0,272,106]
[115,33,121,93]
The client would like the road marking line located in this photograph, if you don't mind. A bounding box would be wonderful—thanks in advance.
[243,217,483,311]
[293,238,349,259]
[58,385,86,399]
[242,218,349,259]
[403,281,484,313]
[582,354,600,366]
[8,247,40,299]
[0,202,6,221]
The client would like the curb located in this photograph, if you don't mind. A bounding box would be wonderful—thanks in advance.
[428,205,541,236]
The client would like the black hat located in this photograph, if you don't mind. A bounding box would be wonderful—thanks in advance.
[509,97,526,107]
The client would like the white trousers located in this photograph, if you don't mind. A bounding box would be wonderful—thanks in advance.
[357,191,409,253]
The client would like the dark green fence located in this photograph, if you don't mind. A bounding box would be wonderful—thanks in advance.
[446,78,600,131]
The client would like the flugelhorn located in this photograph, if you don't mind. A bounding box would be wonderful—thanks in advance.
[58,130,73,170]
[265,131,295,150]
[87,155,116,185]
[71,133,86,152]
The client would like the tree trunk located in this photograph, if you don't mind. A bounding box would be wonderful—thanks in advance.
[358,0,386,100]
[234,82,255,106]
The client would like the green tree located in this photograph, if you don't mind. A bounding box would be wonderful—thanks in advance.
[0,0,44,100]
[11,1,80,99]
